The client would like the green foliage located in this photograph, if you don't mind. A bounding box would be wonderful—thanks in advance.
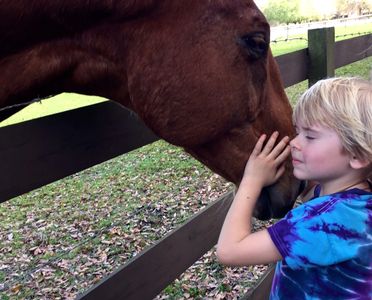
[163,280,185,298]
[336,0,372,16]
[263,0,301,25]
[263,0,372,25]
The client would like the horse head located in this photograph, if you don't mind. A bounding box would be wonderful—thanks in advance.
[0,0,302,219]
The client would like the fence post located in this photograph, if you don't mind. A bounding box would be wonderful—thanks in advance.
[307,27,335,87]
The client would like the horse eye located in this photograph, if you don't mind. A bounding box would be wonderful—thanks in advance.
[238,32,269,60]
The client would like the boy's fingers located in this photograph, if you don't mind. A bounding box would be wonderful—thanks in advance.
[262,132,279,154]
[251,134,266,156]
[274,145,291,166]
[270,136,290,158]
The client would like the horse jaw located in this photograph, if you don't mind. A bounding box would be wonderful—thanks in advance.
[124,3,301,219]
[185,120,302,220]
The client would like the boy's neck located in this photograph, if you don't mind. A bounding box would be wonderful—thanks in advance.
[319,178,369,196]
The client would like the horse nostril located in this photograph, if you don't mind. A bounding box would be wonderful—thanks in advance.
[238,32,269,60]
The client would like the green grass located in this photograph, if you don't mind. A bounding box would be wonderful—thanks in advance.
[0,139,229,299]
[272,22,372,106]
[0,93,106,127]
[271,22,372,56]
[284,56,372,107]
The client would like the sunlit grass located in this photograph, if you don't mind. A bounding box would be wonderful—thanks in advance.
[271,22,372,56]
[0,93,107,127]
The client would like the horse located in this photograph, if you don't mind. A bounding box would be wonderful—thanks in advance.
[0,0,302,220]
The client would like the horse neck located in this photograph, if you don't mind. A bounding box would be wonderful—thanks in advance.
[0,0,158,110]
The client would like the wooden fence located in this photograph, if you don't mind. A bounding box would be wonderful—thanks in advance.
[0,28,371,299]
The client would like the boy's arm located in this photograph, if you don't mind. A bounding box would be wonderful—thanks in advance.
[217,178,282,266]
[217,132,290,266]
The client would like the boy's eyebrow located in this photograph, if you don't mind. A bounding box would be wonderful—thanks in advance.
[296,125,321,133]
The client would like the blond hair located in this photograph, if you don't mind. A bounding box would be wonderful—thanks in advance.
[293,77,372,180]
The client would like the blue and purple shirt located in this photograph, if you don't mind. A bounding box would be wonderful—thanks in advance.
[267,186,372,299]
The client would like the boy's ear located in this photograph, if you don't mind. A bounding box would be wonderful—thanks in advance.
[349,156,371,170]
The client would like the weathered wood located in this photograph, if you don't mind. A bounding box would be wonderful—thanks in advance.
[335,34,372,68]
[0,101,158,203]
[276,48,308,88]
[308,27,335,86]
[77,192,234,300]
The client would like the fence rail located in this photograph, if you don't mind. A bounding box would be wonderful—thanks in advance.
[270,14,372,40]
[0,102,158,203]
[1,29,371,299]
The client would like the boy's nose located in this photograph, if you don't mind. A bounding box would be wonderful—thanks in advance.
[289,136,300,150]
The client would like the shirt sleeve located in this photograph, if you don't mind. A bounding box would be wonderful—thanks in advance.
[267,195,368,270]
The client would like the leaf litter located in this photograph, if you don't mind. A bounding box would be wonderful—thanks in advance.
[0,141,273,299]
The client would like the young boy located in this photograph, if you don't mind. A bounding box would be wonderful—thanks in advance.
[217,77,372,299]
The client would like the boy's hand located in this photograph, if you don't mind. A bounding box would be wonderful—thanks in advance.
[242,132,290,187]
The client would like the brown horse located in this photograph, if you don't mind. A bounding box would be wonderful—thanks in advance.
[0,0,302,220]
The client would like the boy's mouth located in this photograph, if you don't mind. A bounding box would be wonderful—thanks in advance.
[292,157,302,165]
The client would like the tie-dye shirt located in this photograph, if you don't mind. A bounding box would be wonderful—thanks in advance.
[267,186,372,299]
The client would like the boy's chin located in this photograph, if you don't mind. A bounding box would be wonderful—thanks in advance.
[293,170,305,180]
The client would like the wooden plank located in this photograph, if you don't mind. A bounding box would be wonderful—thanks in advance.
[242,265,275,300]
[0,101,158,203]
[276,49,308,88]
[77,192,234,300]
[308,27,335,86]
[335,34,372,68]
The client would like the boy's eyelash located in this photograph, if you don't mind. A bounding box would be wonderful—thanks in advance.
[294,131,315,140]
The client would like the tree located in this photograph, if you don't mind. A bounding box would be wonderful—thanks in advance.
[263,0,301,25]
[336,0,372,15]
